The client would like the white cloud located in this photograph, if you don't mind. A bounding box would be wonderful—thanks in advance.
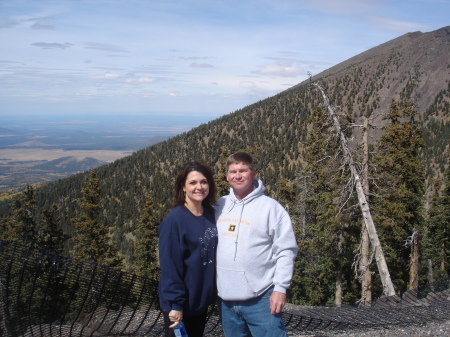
[240,81,256,89]
[297,0,383,14]
[180,56,210,61]
[0,18,19,28]
[252,62,306,77]
[83,42,128,53]
[125,77,155,84]
[28,17,56,30]
[92,73,121,79]
[31,42,73,49]
[31,22,54,30]
[190,63,214,68]
[370,17,430,33]
[1,0,448,117]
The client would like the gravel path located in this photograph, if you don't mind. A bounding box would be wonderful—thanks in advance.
[289,319,450,337]
[339,320,450,336]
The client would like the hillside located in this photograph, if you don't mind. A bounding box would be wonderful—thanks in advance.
[3,26,450,266]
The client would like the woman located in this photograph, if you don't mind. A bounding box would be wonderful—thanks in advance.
[158,161,218,337]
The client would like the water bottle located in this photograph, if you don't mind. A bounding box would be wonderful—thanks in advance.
[173,321,188,337]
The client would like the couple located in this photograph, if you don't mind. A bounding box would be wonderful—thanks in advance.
[158,152,298,337]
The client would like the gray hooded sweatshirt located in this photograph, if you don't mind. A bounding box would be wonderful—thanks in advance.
[215,178,298,301]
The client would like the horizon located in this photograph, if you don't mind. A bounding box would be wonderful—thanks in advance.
[0,113,213,150]
[0,112,209,192]
[1,0,449,120]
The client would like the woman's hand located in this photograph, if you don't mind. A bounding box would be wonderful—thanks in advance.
[168,310,183,328]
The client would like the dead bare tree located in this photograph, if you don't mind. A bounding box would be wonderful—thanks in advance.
[406,230,420,290]
[314,83,396,297]
[359,116,373,301]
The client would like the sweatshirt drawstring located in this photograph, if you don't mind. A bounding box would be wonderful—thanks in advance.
[226,201,236,213]
[233,202,245,261]
[225,179,262,261]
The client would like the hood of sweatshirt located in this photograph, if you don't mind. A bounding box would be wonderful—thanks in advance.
[225,178,265,211]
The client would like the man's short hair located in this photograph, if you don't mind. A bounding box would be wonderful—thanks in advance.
[226,152,255,171]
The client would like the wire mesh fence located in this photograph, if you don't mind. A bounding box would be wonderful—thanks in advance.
[1,240,449,337]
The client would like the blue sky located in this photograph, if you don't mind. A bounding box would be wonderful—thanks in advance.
[0,0,449,121]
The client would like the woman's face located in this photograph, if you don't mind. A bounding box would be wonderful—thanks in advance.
[183,171,209,205]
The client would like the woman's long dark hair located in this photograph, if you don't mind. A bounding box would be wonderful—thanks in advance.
[172,161,217,209]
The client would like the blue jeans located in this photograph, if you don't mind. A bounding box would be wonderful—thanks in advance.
[219,287,287,337]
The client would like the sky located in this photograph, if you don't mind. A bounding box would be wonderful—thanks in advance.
[0,0,449,122]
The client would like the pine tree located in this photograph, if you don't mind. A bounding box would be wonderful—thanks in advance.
[2,184,38,245]
[36,204,69,255]
[0,186,69,256]
[423,146,450,280]
[371,100,425,293]
[274,178,295,210]
[215,148,230,198]
[290,107,359,305]
[134,194,160,280]
[72,170,122,267]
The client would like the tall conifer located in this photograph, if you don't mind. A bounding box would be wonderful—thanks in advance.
[423,145,450,279]
[36,204,69,255]
[72,170,122,267]
[2,184,38,245]
[291,107,358,305]
[215,148,230,198]
[134,194,160,280]
[371,100,425,293]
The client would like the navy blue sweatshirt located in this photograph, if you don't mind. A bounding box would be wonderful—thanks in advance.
[158,205,217,316]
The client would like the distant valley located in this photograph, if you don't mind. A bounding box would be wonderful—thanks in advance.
[0,113,214,193]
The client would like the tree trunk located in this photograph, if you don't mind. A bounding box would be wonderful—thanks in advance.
[409,230,419,290]
[360,230,372,301]
[315,84,396,296]
[442,227,447,272]
[336,267,343,307]
[336,232,344,306]
[360,117,372,302]
[427,259,435,292]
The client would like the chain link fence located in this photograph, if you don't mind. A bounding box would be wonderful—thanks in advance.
[1,240,449,336]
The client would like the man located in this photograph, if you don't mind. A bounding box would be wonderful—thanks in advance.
[215,152,298,337]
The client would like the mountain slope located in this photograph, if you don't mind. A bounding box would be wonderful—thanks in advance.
[33,156,108,173]
[315,26,449,120]
[4,26,449,264]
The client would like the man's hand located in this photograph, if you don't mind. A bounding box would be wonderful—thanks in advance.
[168,310,183,328]
[270,291,286,315]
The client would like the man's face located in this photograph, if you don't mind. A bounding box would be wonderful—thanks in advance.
[226,162,257,198]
